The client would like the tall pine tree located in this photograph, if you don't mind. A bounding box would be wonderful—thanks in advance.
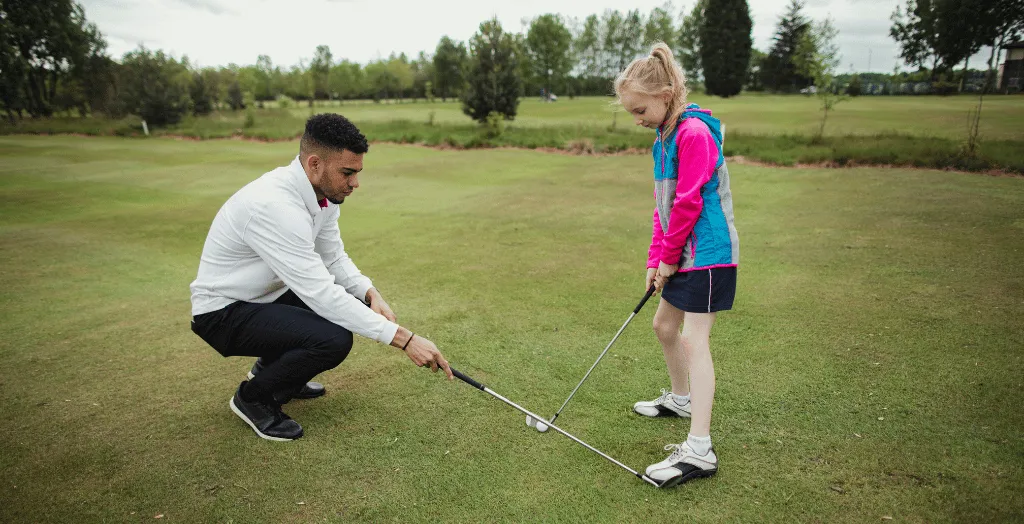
[699,0,753,97]
[462,18,522,123]
[761,0,812,92]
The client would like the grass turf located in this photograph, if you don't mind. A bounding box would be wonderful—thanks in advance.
[0,135,1021,522]
[3,95,1023,173]
[280,93,1024,141]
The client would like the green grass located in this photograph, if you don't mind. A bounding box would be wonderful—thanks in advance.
[1,135,1022,522]
[3,95,1023,173]
[280,94,1024,141]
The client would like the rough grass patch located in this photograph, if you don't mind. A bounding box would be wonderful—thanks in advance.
[566,139,596,155]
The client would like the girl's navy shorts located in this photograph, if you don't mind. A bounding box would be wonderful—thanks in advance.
[661,267,737,313]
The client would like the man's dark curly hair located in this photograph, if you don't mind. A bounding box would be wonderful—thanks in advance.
[299,113,369,158]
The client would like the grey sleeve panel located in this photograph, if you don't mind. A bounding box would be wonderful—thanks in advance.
[654,177,677,233]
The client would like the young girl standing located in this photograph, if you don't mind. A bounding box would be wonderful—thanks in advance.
[614,43,739,488]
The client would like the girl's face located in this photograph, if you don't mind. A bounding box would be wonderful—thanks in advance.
[620,89,671,130]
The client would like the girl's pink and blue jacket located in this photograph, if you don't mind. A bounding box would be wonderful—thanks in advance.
[648,104,739,272]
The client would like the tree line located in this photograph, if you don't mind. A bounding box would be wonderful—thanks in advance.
[2,0,1020,127]
[890,0,1023,86]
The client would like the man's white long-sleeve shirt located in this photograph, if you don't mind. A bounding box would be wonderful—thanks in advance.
[189,156,399,345]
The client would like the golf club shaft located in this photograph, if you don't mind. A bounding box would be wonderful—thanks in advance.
[449,367,659,487]
[549,285,657,425]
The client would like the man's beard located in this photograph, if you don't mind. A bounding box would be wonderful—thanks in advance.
[319,181,345,205]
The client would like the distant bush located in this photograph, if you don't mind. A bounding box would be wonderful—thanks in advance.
[846,75,862,97]
[276,95,294,109]
[227,82,244,110]
[243,92,256,128]
[933,75,957,96]
[484,111,504,138]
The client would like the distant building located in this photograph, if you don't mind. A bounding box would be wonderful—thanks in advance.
[998,41,1024,92]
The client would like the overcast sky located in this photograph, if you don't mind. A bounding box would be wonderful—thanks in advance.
[81,0,995,74]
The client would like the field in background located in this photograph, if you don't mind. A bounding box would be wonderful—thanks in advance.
[3,95,1022,174]
[1,136,1021,522]
[282,94,1024,140]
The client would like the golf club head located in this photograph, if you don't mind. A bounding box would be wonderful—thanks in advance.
[525,415,549,433]
[648,474,677,489]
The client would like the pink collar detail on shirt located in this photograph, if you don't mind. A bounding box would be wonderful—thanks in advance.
[318,198,328,209]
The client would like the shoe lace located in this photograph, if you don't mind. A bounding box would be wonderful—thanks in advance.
[663,442,689,463]
[656,388,673,404]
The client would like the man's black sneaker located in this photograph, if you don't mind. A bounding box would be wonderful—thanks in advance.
[247,358,326,402]
[229,382,303,441]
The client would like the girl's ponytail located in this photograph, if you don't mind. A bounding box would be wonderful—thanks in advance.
[614,43,689,136]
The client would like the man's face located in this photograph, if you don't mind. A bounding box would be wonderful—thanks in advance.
[306,149,363,204]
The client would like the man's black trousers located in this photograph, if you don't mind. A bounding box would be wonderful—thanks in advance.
[191,290,354,402]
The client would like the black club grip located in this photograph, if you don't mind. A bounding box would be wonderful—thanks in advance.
[634,285,657,314]
[450,367,485,391]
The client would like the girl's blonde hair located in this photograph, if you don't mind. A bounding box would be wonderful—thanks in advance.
[613,42,688,137]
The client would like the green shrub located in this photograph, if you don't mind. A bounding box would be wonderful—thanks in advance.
[276,95,294,109]
[243,92,256,128]
[484,111,504,138]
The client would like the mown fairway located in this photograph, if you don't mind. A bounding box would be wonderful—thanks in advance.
[0,136,1021,522]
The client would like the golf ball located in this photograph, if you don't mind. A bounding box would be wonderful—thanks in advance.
[535,420,548,432]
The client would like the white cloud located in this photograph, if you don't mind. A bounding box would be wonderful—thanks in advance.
[172,0,237,16]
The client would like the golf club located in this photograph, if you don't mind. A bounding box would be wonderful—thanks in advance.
[448,365,662,488]
[527,285,656,433]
